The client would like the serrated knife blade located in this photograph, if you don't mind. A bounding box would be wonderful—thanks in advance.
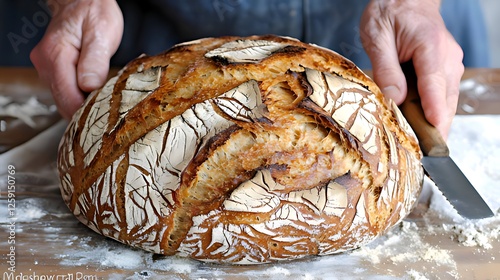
[399,62,494,219]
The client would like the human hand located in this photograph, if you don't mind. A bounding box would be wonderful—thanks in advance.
[360,0,464,140]
[30,0,123,119]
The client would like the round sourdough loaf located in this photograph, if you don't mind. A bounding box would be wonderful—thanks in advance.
[58,35,424,264]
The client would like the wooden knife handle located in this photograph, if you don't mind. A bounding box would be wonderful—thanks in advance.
[399,61,449,157]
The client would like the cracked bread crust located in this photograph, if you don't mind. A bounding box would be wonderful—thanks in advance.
[58,35,423,264]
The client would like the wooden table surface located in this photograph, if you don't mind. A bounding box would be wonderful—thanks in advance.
[1,68,500,280]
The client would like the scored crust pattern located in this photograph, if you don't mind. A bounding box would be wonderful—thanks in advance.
[58,35,423,264]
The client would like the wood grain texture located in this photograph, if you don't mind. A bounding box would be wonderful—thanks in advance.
[400,62,449,157]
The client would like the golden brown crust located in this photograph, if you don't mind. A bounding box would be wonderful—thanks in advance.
[58,35,423,264]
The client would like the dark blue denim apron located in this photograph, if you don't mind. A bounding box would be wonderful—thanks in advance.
[114,0,490,68]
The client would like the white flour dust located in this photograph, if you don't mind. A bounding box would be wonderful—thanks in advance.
[446,220,500,249]
[59,241,146,270]
[448,115,500,211]
[0,197,47,224]
[0,95,56,127]
[351,218,458,278]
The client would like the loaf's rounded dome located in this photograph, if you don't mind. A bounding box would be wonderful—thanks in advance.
[58,35,423,264]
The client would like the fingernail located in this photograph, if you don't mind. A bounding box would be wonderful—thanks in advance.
[382,85,400,102]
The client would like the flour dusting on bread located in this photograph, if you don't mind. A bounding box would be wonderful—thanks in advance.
[58,35,423,264]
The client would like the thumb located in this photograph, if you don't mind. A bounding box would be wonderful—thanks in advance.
[77,14,123,93]
[365,42,407,105]
[77,31,112,92]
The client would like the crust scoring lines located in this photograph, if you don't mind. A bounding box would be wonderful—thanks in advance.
[213,79,266,122]
[58,36,426,264]
[76,66,162,168]
[181,169,351,263]
[72,78,270,252]
[205,39,287,63]
[305,68,381,155]
[223,169,348,217]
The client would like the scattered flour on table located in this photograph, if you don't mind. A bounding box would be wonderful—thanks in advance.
[448,115,500,212]
[59,240,147,270]
[444,217,500,249]
[425,117,500,251]
[0,95,56,127]
[59,235,199,273]
[428,179,500,250]
[351,218,460,279]
[58,235,371,279]
[426,177,500,250]
[14,199,47,222]
[351,221,456,266]
[265,266,292,276]
[406,270,430,280]
[0,197,47,224]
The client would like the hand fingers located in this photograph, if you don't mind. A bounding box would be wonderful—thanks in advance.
[367,39,408,106]
[30,0,124,119]
[77,1,123,92]
[30,34,84,120]
[77,33,113,93]
[413,31,464,139]
[360,7,408,106]
[443,33,464,137]
[360,0,463,140]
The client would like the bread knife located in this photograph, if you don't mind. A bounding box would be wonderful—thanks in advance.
[399,62,494,219]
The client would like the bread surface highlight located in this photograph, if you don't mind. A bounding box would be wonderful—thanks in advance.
[58,35,423,264]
